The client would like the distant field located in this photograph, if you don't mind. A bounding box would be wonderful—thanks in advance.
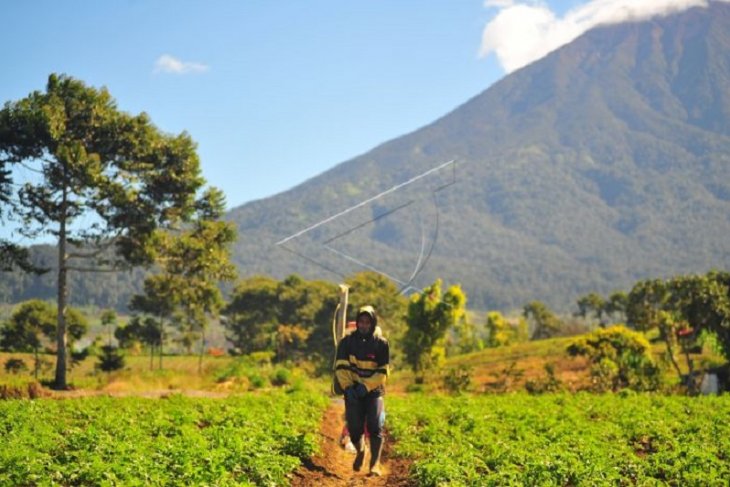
[0,351,238,392]
[2,327,721,396]
[0,351,324,397]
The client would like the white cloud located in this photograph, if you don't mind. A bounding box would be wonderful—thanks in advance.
[154,54,209,74]
[480,0,711,73]
[485,0,516,7]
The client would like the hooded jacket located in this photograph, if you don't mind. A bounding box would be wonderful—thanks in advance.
[334,306,389,397]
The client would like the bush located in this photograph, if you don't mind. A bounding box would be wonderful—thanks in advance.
[567,325,661,392]
[525,363,564,394]
[286,376,306,394]
[270,367,292,386]
[249,351,274,366]
[406,383,425,393]
[4,358,28,375]
[443,365,472,394]
[96,345,125,372]
[247,373,267,389]
[485,361,524,393]
[0,382,47,399]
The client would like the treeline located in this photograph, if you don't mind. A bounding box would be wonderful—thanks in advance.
[0,245,146,311]
[2,267,728,394]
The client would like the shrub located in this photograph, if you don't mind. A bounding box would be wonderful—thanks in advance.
[247,373,267,389]
[96,345,125,372]
[249,350,275,366]
[4,358,28,375]
[286,376,306,394]
[443,365,472,394]
[567,325,661,391]
[485,361,524,393]
[406,383,425,393]
[525,363,564,394]
[0,382,47,399]
[270,367,291,386]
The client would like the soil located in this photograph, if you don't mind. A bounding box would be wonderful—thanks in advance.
[290,398,413,487]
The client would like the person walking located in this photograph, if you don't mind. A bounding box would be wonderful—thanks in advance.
[334,305,389,476]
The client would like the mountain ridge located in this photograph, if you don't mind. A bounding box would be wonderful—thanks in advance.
[225,3,730,311]
[3,5,729,313]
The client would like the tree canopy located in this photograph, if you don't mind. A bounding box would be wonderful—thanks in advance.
[402,279,467,380]
[222,271,408,366]
[523,301,562,340]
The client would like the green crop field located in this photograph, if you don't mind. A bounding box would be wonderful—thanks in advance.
[387,393,730,486]
[2,386,730,485]
[0,390,328,486]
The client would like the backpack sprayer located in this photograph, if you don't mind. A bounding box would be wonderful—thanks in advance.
[331,284,349,395]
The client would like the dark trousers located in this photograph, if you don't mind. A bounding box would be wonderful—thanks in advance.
[345,394,385,455]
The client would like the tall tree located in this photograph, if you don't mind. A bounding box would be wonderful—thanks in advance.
[223,275,281,355]
[129,275,177,369]
[605,291,628,324]
[0,74,211,388]
[485,311,511,347]
[666,272,730,381]
[223,274,337,362]
[523,301,562,340]
[100,308,117,347]
[158,189,237,371]
[115,315,161,369]
[575,292,606,327]
[626,278,692,389]
[402,279,466,381]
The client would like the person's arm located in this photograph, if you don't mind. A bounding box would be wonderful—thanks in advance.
[334,337,355,392]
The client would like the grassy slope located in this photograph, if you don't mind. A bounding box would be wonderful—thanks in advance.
[388,332,724,394]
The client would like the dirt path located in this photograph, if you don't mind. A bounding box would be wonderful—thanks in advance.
[290,399,412,487]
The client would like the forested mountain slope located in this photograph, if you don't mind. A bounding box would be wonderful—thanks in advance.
[226,4,730,311]
[4,4,730,312]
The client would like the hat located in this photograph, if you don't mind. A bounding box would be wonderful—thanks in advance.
[356,305,378,330]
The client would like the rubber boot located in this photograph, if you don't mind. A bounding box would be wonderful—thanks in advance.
[352,437,366,472]
[368,435,383,476]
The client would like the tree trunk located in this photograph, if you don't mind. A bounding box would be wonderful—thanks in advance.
[54,207,69,390]
[158,316,163,370]
[661,326,683,379]
[683,347,697,395]
[198,328,205,375]
[34,345,39,380]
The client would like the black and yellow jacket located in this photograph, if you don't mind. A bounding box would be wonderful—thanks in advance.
[335,311,389,397]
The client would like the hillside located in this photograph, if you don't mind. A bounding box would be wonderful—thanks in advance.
[227,3,730,311]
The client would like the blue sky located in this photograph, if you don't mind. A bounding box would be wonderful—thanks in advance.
[2,0,710,219]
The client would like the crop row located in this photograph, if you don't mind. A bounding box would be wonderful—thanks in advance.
[0,390,328,486]
[387,393,730,486]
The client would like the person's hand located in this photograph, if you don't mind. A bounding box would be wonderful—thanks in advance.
[344,383,368,401]
[344,386,357,402]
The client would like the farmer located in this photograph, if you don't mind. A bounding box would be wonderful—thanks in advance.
[334,305,389,476]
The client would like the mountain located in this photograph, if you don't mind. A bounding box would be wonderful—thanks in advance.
[227,3,730,312]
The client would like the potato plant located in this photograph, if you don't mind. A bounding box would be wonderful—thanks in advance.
[387,393,730,486]
[0,391,327,486]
